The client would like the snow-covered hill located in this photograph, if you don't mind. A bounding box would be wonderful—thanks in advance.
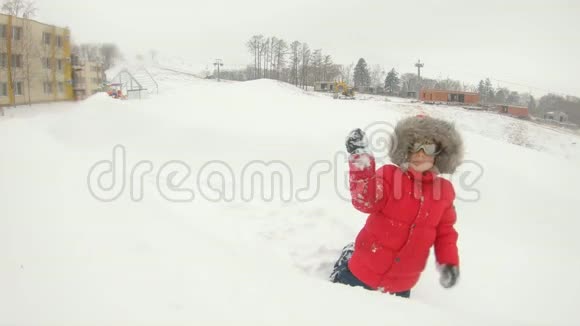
[1,69,579,325]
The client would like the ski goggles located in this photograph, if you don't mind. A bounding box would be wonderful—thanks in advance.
[410,142,441,156]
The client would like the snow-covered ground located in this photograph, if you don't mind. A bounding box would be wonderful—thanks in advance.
[1,68,580,325]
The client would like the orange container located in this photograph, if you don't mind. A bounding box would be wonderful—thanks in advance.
[420,89,480,104]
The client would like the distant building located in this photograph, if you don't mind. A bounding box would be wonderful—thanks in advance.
[420,89,480,104]
[314,81,335,92]
[355,86,385,95]
[544,111,568,123]
[0,13,74,106]
[497,105,529,118]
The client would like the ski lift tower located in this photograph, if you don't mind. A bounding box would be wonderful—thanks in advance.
[415,59,424,99]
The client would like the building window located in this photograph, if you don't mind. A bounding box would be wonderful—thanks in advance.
[0,82,7,96]
[56,35,63,47]
[11,54,22,68]
[14,81,23,96]
[42,57,51,69]
[12,26,22,41]
[0,53,7,67]
[57,59,63,70]
[42,32,51,45]
[0,25,6,39]
[58,82,64,93]
[43,81,53,94]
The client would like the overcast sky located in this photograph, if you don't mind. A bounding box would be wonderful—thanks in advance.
[36,0,580,97]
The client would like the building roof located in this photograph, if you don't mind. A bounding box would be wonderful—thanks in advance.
[502,105,528,109]
[421,89,479,96]
[0,13,68,30]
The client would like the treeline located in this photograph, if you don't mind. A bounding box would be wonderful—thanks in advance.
[476,78,535,107]
[476,78,580,124]
[387,71,478,96]
[216,35,580,124]
[73,43,123,70]
[536,94,580,124]
[244,35,342,89]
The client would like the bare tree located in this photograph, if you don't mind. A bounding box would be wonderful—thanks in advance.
[246,35,262,79]
[243,35,337,87]
[273,38,287,80]
[1,0,37,18]
[400,73,418,96]
[246,36,256,78]
[261,36,270,78]
[434,77,462,91]
[100,43,122,70]
[463,83,478,93]
[339,63,354,85]
[289,41,300,86]
[258,36,268,78]
[19,17,38,105]
[268,36,276,79]
[369,64,385,89]
[299,42,310,89]
[0,0,37,106]
[0,19,36,106]
[326,64,341,82]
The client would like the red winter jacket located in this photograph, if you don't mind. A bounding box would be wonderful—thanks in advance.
[347,153,459,293]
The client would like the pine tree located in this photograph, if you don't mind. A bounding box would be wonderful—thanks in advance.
[495,88,508,104]
[384,68,400,94]
[353,58,371,88]
[478,80,486,101]
[484,78,494,102]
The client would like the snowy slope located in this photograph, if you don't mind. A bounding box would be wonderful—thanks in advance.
[1,71,580,326]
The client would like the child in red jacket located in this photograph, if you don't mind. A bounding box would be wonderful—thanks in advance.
[330,115,463,298]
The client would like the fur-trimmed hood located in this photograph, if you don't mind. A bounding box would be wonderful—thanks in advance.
[389,115,464,174]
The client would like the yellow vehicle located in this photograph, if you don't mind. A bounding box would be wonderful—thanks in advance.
[333,81,355,99]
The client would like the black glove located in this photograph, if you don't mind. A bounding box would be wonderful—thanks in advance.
[439,264,459,288]
[345,128,369,154]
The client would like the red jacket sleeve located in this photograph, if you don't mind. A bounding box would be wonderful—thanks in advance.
[434,194,460,266]
[348,153,388,214]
